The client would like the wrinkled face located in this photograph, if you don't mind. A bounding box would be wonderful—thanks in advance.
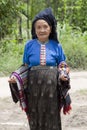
[35,19,51,42]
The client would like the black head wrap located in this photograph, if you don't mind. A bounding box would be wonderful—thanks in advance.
[31,7,59,42]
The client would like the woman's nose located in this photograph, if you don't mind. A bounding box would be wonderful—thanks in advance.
[40,27,45,32]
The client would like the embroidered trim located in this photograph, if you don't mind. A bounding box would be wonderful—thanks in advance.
[40,44,46,65]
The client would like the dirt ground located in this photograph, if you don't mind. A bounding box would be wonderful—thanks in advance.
[0,71,87,130]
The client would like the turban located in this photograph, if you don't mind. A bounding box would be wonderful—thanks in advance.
[31,7,59,42]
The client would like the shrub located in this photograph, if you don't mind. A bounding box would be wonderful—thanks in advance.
[58,23,87,69]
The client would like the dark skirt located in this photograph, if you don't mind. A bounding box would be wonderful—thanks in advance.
[27,66,62,130]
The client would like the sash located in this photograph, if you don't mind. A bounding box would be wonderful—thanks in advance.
[9,64,29,114]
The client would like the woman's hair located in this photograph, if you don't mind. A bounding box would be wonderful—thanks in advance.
[31,7,59,42]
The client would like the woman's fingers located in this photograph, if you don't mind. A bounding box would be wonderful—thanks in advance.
[59,75,68,81]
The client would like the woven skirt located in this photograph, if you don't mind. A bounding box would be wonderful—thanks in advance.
[27,66,62,130]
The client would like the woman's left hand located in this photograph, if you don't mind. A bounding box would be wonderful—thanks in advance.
[59,75,69,81]
[58,62,70,81]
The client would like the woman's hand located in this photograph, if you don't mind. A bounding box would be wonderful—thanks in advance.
[58,62,70,81]
[8,76,16,83]
[59,74,69,81]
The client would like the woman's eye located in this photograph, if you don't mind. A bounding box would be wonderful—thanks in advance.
[43,25,48,29]
[37,26,41,29]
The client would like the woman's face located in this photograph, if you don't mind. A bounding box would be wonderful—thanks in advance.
[35,19,51,42]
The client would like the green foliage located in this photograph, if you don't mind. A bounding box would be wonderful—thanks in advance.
[0,0,23,39]
[58,23,87,69]
[1,0,87,39]
[0,38,24,76]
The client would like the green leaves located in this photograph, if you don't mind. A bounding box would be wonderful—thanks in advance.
[0,0,87,39]
[59,23,87,69]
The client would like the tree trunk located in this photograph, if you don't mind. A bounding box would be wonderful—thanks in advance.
[27,0,30,39]
[18,16,23,43]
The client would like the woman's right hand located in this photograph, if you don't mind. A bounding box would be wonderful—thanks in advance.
[8,76,16,83]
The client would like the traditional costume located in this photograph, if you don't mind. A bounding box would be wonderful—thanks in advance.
[9,7,71,130]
